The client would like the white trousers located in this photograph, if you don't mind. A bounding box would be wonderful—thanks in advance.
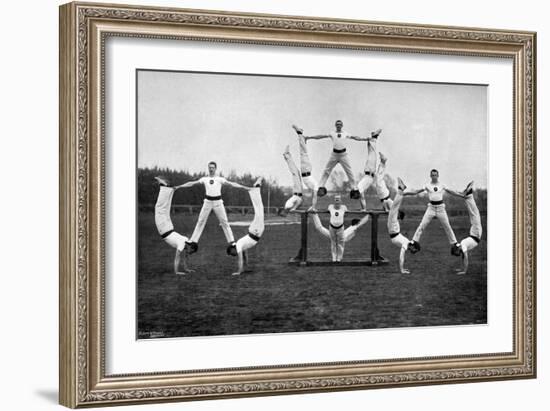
[412,203,457,244]
[236,187,265,253]
[190,199,234,243]
[465,195,482,238]
[284,194,303,211]
[387,192,403,235]
[329,226,345,262]
[357,173,374,194]
[318,152,356,188]
[154,186,175,236]
[459,195,482,253]
[302,175,318,193]
[283,150,303,194]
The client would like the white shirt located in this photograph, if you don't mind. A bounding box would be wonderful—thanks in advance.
[200,176,227,197]
[328,204,347,226]
[164,232,189,252]
[329,130,351,151]
[424,181,446,202]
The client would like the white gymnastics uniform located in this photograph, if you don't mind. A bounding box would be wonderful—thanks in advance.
[298,134,318,194]
[318,131,357,188]
[311,212,358,261]
[283,150,304,211]
[412,182,457,244]
[374,159,393,212]
[387,192,409,250]
[358,137,378,195]
[327,204,348,261]
[236,187,265,254]
[311,214,360,242]
[189,176,234,243]
[460,195,483,253]
[154,186,189,251]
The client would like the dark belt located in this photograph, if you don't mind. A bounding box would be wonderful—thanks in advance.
[470,235,481,243]
[206,195,222,201]
[380,194,391,202]
[430,200,444,205]
[161,229,174,239]
[333,148,346,154]
[301,172,311,177]
[248,232,261,242]
[364,171,375,177]
[294,192,303,197]
[390,232,400,239]
[330,223,344,230]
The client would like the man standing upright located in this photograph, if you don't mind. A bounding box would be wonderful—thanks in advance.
[326,195,349,262]
[405,169,464,252]
[179,161,252,255]
[311,210,369,262]
[294,120,373,200]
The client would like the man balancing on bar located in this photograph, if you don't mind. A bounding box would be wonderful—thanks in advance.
[310,194,369,262]
[178,161,253,256]
[153,176,193,275]
[293,120,377,201]
[230,177,265,276]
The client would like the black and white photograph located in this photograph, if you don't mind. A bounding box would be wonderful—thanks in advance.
[136,69,488,339]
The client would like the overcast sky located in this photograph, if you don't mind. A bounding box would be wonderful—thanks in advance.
[137,70,487,189]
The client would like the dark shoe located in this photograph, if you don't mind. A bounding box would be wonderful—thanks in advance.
[407,240,421,254]
[350,189,360,200]
[397,177,407,191]
[226,242,238,256]
[450,243,463,257]
[463,180,474,196]
[185,241,198,254]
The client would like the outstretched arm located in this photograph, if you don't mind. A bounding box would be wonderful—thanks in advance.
[304,134,331,141]
[445,188,466,198]
[348,135,369,141]
[403,188,426,196]
[232,251,245,276]
[399,248,410,274]
[224,180,253,190]
[175,180,201,189]
[355,214,370,229]
[458,251,469,275]
[174,249,193,275]
[311,213,330,239]
[349,129,382,141]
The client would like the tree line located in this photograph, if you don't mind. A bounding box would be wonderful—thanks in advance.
[138,167,289,207]
[138,166,486,212]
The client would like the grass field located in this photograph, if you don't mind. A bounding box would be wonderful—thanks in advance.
[137,199,487,339]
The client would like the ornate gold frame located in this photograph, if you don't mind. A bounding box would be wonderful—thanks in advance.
[59,2,536,408]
